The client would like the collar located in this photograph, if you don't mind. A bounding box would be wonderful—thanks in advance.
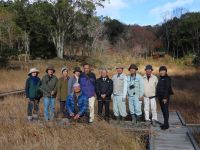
[71,91,83,97]
[144,74,152,78]
[101,76,109,80]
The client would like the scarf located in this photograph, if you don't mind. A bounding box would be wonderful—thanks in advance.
[30,76,39,86]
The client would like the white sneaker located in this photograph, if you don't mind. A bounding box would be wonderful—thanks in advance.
[32,114,38,119]
[89,119,93,123]
[27,116,33,121]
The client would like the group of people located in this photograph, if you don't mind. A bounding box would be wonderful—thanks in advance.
[25,63,173,130]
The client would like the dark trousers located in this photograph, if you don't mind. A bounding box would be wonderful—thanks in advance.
[159,97,169,126]
[98,100,110,118]
[60,101,66,116]
[27,99,39,116]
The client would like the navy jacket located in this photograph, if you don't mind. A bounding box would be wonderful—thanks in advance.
[79,72,96,98]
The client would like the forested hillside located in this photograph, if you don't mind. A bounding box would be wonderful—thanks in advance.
[0,0,200,64]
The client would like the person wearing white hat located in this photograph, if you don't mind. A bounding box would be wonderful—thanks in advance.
[57,67,70,118]
[112,65,127,123]
[25,68,42,121]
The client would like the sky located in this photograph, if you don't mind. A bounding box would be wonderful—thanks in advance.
[96,0,200,26]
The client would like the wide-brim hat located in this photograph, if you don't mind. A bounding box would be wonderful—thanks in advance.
[28,68,39,75]
[73,67,82,73]
[46,64,55,73]
[145,65,153,71]
[128,64,138,71]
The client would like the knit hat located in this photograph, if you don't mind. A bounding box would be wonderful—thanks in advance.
[145,65,153,71]
[73,67,82,73]
[73,83,80,88]
[159,66,167,72]
[128,64,138,71]
[46,64,55,73]
[28,68,39,75]
[61,67,68,73]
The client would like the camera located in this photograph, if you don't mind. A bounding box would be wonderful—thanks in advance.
[129,85,135,90]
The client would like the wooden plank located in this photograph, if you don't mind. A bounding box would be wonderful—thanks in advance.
[151,112,196,150]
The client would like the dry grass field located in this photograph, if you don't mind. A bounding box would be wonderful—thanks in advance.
[0,96,144,150]
[0,53,199,149]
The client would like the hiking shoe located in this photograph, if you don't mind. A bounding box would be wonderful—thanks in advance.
[58,113,64,119]
[27,116,32,121]
[152,120,158,127]
[160,124,169,130]
[116,116,120,124]
[145,120,151,125]
[131,115,137,125]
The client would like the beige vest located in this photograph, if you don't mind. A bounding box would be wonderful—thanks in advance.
[143,74,158,97]
[112,74,127,96]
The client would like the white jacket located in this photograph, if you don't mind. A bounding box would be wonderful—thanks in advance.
[143,74,158,97]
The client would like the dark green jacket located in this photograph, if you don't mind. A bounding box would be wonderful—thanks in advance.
[57,77,69,101]
[41,74,58,98]
[25,76,42,100]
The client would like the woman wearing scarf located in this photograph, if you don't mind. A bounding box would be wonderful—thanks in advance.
[25,68,42,121]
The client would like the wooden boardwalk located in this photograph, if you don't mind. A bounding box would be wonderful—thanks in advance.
[150,112,197,150]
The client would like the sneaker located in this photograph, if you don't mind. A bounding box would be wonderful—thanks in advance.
[89,119,93,123]
[27,116,32,121]
[32,114,38,119]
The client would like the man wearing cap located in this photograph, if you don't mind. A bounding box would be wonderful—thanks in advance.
[95,68,113,122]
[41,64,58,121]
[25,68,42,121]
[127,64,144,125]
[143,65,158,125]
[57,67,70,118]
[112,65,127,123]
[66,83,88,123]
[68,67,82,95]
[79,63,96,123]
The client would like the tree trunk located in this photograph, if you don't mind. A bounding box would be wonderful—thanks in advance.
[52,29,64,59]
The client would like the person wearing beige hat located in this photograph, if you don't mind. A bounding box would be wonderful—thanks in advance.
[57,67,70,118]
[112,65,127,123]
[41,64,58,121]
[25,68,42,121]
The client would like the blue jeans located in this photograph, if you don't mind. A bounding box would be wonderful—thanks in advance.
[128,96,142,116]
[43,97,55,121]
